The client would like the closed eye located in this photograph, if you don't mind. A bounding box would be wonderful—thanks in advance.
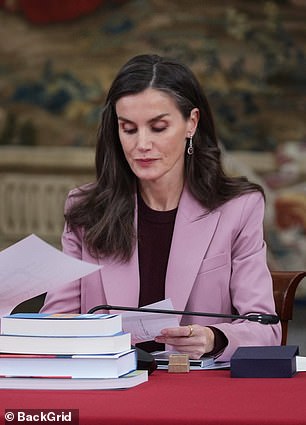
[122,127,167,135]
[152,126,167,133]
[123,128,137,134]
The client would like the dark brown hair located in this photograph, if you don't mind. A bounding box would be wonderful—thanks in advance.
[66,54,264,261]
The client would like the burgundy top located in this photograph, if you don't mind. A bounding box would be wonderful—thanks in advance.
[138,193,177,308]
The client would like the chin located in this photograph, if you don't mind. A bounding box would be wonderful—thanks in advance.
[134,170,161,181]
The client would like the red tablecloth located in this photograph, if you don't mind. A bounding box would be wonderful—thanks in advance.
[1,370,306,425]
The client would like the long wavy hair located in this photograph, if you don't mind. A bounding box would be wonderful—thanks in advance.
[66,54,264,261]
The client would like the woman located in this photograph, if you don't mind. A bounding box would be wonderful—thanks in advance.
[41,54,281,361]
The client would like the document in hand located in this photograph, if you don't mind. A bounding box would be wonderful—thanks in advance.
[0,234,102,317]
[0,369,148,390]
[1,313,122,336]
[0,349,137,379]
[122,299,180,344]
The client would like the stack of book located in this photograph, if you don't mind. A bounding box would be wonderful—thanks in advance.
[0,313,148,389]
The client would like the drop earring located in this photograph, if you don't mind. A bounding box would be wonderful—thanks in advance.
[187,135,193,155]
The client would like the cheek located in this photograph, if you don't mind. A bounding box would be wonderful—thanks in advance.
[166,138,186,158]
[119,137,131,156]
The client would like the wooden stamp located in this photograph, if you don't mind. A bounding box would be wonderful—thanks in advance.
[168,354,190,373]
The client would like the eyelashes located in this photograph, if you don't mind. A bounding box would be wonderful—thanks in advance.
[122,128,137,135]
[122,127,167,135]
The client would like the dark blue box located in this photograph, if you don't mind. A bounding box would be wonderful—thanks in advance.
[230,345,299,378]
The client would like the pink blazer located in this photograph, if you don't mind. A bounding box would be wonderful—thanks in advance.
[41,186,281,361]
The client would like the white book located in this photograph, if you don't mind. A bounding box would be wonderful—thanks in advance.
[0,332,131,355]
[1,313,122,337]
[0,370,148,390]
[0,349,136,379]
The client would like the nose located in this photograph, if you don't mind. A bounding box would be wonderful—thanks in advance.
[136,129,152,151]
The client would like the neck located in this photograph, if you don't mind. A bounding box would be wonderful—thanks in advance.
[139,180,183,211]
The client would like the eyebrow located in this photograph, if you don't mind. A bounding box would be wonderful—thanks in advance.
[117,113,170,124]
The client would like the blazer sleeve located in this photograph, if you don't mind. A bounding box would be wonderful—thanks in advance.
[212,192,282,361]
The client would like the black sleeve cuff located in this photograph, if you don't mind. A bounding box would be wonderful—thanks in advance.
[205,326,228,357]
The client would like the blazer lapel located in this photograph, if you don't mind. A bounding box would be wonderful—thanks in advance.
[165,187,220,311]
[98,198,140,308]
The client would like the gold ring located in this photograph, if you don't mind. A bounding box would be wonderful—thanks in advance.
[187,325,194,337]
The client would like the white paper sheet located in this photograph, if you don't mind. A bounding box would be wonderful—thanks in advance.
[0,234,102,317]
[122,299,180,344]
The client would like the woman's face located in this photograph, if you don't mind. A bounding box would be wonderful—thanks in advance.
[116,88,198,187]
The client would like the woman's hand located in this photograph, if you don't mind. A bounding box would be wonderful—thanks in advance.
[155,324,215,359]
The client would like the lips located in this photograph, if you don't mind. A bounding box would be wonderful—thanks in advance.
[135,158,157,161]
[135,158,157,166]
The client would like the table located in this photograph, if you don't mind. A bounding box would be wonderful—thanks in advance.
[1,370,306,425]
